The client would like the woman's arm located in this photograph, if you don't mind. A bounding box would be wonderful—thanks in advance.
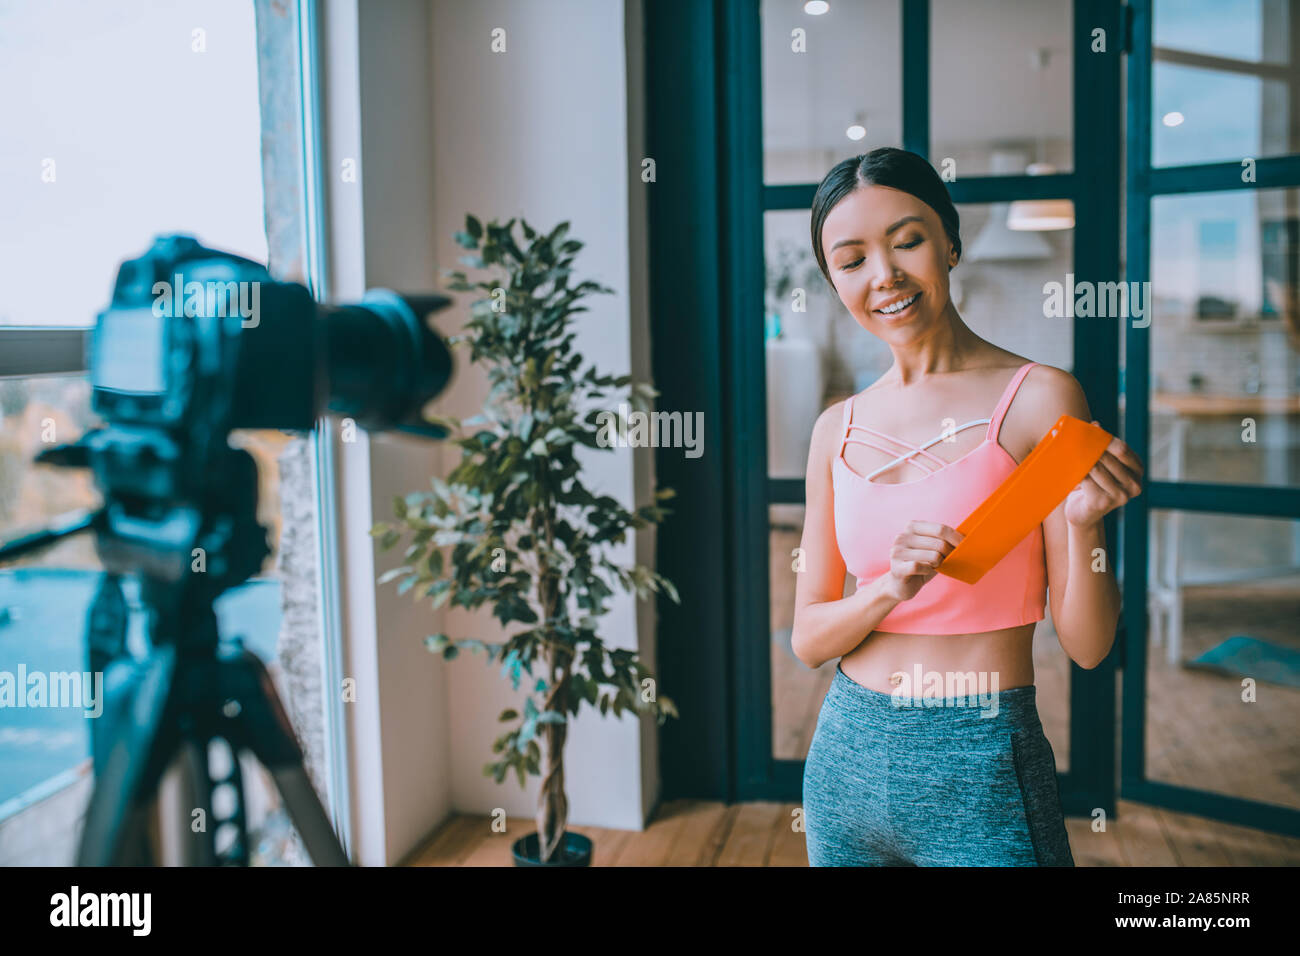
[790,402,899,669]
[1033,369,1144,669]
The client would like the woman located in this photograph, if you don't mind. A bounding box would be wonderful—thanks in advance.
[795,147,1144,866]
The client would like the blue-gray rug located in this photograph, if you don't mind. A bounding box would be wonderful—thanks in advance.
[1184,635,1300,690]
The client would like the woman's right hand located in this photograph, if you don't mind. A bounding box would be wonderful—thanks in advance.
[880,520,965,603]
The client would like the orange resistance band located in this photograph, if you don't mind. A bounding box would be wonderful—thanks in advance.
[938,414,1114,585]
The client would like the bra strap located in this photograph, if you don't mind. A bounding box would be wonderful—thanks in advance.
[986,362,1038,441]
[837,394,855,459]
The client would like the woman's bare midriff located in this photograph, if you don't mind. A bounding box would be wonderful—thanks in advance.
[838,623,1037,696]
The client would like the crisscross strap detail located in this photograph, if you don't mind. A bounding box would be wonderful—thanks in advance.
[845,422,947,473]
[856,419,992,481]
[837,362,1038,481]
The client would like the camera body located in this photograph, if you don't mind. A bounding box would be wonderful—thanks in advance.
[42,233,452,597]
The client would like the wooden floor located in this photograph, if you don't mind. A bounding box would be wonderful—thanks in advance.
[406,797,1300,866]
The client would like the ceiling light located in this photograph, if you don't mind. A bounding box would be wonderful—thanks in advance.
[804,1,830,14]
[1005,162,1074,231]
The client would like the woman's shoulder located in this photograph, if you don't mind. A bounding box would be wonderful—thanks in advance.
[1019,361,1085,409]
[811,397,850,448]
[1009,361,1092,448]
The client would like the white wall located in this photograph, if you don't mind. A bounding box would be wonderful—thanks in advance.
[322,0,655,864]
[427,0,656,833]
[320,0,451,866]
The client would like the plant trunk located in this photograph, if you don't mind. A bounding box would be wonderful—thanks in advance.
[532,463,568,863]
[536,648,569,863]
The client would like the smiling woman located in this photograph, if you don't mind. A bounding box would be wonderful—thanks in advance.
[792,147,1144,867]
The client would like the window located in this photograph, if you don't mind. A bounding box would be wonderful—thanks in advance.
[0,0,336,865]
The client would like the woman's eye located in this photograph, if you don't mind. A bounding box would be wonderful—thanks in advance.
[897,237,923,249]
[841,257,864,270]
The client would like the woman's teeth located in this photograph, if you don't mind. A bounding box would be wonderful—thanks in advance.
[878,293,919,315]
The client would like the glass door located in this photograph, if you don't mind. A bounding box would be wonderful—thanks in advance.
[1122,0,1300,837]
[743,0,1124,809]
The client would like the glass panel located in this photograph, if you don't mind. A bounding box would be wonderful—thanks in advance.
[1152,0,1300,167]
[1145,510,1300,810]
[954,202,1075,371]
[930,0,1073,177]
[770,504,838,761]
[1149,190,1300,487]
[760,0,902,187]
[764,208,849,478]
[0,0,268,327]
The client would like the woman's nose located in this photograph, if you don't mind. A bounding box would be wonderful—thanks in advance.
[868,255,904,289]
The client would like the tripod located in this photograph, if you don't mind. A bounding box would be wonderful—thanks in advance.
[0,443,351,867]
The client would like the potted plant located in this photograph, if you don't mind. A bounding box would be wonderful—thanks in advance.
[370,215,680,866]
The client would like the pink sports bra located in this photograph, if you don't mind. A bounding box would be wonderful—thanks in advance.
[832,362,1047,635]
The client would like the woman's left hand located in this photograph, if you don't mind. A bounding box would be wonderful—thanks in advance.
[1064,423,1144,528]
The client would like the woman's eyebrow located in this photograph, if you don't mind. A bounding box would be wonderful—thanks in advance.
[828,215,924,252]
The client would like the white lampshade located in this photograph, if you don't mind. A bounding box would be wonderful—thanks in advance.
[964,202,1053,261]
[1006,198,1075,231]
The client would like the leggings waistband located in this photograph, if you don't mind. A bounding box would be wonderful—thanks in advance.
[828,662,1042,736]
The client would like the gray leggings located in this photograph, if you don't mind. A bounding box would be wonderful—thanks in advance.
[803,663,1075,866]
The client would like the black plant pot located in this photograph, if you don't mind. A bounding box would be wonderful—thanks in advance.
[511,831,592,867]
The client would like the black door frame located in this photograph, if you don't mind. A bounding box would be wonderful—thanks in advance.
[647,0,1124,813]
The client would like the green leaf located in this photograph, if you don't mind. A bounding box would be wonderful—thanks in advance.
[499,708,519,721]
[466,214,483,241]
[378,565,412,585]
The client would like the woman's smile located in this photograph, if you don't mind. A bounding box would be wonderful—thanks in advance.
[874,290,921,320]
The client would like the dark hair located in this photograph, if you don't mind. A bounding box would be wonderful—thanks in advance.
[810,147,961,287]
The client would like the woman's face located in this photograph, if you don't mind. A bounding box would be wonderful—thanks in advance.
[819,184,957,341]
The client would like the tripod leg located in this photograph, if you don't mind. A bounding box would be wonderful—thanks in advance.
[155,738,217,866]
[265,765,350,866]
[77,646,180,866]
[221,646,351,866]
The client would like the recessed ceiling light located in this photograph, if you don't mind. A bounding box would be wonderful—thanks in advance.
[1162,111,1185,127]
[846,124,866,140]
[805,1,830,15]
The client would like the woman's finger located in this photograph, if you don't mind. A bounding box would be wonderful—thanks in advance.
[1086,460,1127,503]
[1092,421,1145,478]
[1098,450,1143,498]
